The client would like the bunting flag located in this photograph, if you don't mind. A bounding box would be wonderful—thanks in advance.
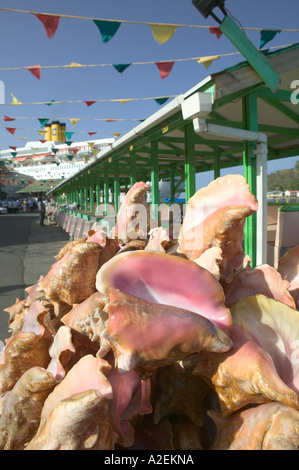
[34,14,60,39]
[154,97,169,105]
[64,131,74,140]
[37,129,46,136]
[9,146,17,150]
[10,151,17,158]
[38,118,49,128]
[67,155,74,161]
[69,118,80,126]
[113,132,121,138]
[149,24,178,44]
[52,148,58,154]
[27,66,41,80]
[87,142,95,147]
[155,61,175,79]
[209,26,223,39]
[106,118,116,122]
[118,99,133,104]
[83,100,96,107]
[3,115,15,122]
[88,132,97,136]
[10,93,22,105]
[259,29,281,49]
[65,141,73,146]
[93,20,121,43]
[40,140,46,143]
[68,62,84,68]
[197,55,220,70]
[45,100,56,106]
[113,64,131,73]
[6,127,16,135]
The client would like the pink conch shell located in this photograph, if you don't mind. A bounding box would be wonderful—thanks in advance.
[46,326,76,381]
[112,181,150,243]
[225,264,296,308]
[0,301,53,394]
[0,367,57,450]
[101,288,232,375]
[177,174,258,265]
[61,291,107,342]
[193,247,223,280]
[210,402,299,450]
[25,389,118,450]
[278,245,299,310]
[145,227,171,253]
[38,241,117,315]
[96,250,232,330]
[231,295,299,395]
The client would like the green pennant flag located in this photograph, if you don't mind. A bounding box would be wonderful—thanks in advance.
[10,151,17,158]
[113,63,131,73]
[67,155,74,161]
[65,141,73,146]
[259,30,281,49]
[38,118,49,128]
[45,100,56,106]
[154,97,169,105]
[93,20,121,43]
[52,148,58,154]
[54,162,60,166]
[64,131,74,140]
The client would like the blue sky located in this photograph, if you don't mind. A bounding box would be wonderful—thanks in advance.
[0,0,298,185]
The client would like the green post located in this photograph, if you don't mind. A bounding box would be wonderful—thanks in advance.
[90,186,94,213]
[170,162,176,203]
[151,140,160,222]
[243,93,258,267]
[214,149,221,179]
[96,182,101,213]
[104,166,109,215]
[130,151,136,187]
[80,188,83,210]
[83,187,88,211]
[184,122,196,201]
[114,164,120,217]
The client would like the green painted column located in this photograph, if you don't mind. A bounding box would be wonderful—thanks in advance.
[243,93,258,268]
[89,186,94,213]
[184,122,196,201]
[114,164,120,217]
[79,188,83,210]
[83,187,88,211]
[151,140,160,222]
[104,166,109,215]
[130,151,137,187]
[170,162,176,203]
[214,149,221,179]
[96,182,101,213]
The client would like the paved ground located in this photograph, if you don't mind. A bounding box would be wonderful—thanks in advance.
[0,211,69,342]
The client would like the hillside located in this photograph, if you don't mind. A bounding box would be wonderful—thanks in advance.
[268,160,299,191]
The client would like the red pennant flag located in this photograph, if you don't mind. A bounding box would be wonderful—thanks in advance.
[40,140,46,143]
[106,118,116,122]
[155,61,175,79]
[83,100,96,107]
[34,14,60,39]
[88,132,97,136]
[9,146,17,150]
[4,116,15,122]
[6,127,16,135]
[27,66,41,80]
[209,26,223,39]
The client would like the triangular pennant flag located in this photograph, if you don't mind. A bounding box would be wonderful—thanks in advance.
[9,146,17,150]
[26,66,41,80]
[113,63,132,73]
[91,148,98,156]
[6,127,16,135]
[64,131,74,140]
[38,118,49,128]
[34,14,60,39]
[88,132,97,136]
[197,55,220,70]
[67,155,74,161]
[10,93,22,105]
[37,129,46,136]
[154,97,169,105]
[84,155,91,162]
[45,100,56,106]
[93,20,121,43]
[259,30,281,49]
[106,118,116,122]
[118,99,133,104]
[65,141,73,146]
[68,62,84,68]
[70,118,80,126]
[52,148,58,154]
[10,151,17,158]
[155,61,175,79]
[87,142,95,147]
[113,133,121,138]
[149,24,178,44]
[209,26,223,39]
[83,100,96,107]
[40,140,46,144]
[3,116,15,122]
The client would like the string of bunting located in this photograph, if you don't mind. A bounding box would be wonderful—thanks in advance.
[0,43,292,81]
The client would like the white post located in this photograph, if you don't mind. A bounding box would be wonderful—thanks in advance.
[255,140,268,266]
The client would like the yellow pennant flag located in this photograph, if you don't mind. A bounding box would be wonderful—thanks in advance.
[197,55,220,70]
[70,118,80,127]
[37,130,45,136]
[68,62,84,68]
[149,24,178,44]
[118,99,133,104]
[113,132,121,138]
[91,148,98,156]
[10,93,22,105]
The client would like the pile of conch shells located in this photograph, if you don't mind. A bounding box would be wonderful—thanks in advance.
[1,174,299,450]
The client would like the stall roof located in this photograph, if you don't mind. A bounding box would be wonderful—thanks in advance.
[49,43,299,195]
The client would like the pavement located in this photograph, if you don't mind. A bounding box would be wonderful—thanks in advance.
[0,211,70,343]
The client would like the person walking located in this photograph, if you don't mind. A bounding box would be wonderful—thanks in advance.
[38,197,46,226]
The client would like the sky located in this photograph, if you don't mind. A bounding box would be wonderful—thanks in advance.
[0,0,298,187]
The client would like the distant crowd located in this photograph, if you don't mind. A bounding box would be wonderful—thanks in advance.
[0,197,51,214]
